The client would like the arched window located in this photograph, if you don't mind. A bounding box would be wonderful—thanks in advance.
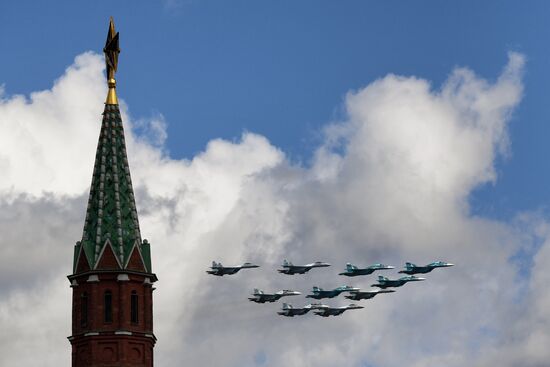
[131,290,138,324]
[81,292,88,327]
[104,290,113,323]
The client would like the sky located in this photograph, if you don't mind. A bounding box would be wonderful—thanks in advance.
[0,1,549,367]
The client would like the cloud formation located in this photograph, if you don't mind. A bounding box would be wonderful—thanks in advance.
[0,51,547,367]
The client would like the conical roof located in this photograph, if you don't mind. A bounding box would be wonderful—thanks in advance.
[72,18,152,274]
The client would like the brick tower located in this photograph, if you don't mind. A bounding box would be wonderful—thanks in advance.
[68,18,157,367]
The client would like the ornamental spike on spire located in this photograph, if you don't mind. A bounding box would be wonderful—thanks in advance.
[103,16,120,104]
[73,18,152,274]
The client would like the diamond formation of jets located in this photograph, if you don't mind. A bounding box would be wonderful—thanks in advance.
[277,260,331,275]
[312,303,364,317]
[207,259,454,318]
[345,288,395,301]
[248,289,301,303]
[339,263,394,277]
[372,275,425,289]
[398,261,455,275]
[206,261,259,276]
[306,285,360,299]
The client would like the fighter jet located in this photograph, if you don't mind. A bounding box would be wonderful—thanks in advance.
[248,289,301,303]
[277,303,318,317]
[306,286,360,299]
[313,303,364,317]
[206,261,259,276]
[277,260,331,275]
[345,288,395,301]
[339,262,395,277]
[398,261,455,275]
[372,275,425,289]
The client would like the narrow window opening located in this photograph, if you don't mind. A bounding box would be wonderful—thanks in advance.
[81,292,88,327]
[131,290,138,324]
[104,290,112,323]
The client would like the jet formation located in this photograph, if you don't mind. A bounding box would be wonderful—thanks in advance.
[207,259,454,318]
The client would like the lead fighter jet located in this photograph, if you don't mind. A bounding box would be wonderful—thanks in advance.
[278,260,331,275]
[372,275,425,289]
[398,261,454,275]
[306,286,360,299]
[248,289,301,303]
[278,303,318,317]
[206,261,259,276]
[339,263,395,277]
[313,304,364,317]
[345,288,395,301]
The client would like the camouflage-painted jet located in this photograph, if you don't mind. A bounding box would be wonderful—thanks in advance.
[206,261,259,276]
[278,260,331,275]
[248,289,301,303]
[372,275,425,289]
[313,304,364,317]
[339,263,395,277]
[306,286,360,300]
[277,303,317,317]
[345,288,395,301]
[398,261,454,275]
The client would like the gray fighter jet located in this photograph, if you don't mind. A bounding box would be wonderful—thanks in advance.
[313,303,364,317]
[248,289,301,303]
[278,260,331,275]
[372,275,425,289]
[345,288,395,301]
[339,262,395,277]
[306,286,360,299]
[206,261,259,276]
[398,261,454,275]
[277,303,317,317]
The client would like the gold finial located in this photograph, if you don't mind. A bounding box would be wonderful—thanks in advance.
[103,17,120,104]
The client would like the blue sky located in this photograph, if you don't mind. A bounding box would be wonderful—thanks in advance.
[1,1,549,220]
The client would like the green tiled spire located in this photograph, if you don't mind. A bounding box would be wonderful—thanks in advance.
[74,104,151,273]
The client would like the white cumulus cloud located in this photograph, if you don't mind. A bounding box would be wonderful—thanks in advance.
[0,51,548,367]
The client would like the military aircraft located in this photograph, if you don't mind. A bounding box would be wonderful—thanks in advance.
[277,303,318,317]
[372,275,425,289]
[306,286,360,299]
[277,260,331,275]
[398,261,455,275]
[339,262,395,276]
[248,289,301,303]
[206,261,259,276]
[345,288,395,301]
[313,303,364,317]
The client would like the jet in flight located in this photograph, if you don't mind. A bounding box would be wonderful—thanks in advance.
[339,263,395,277]
[306,286,360,299]
[278,260,331,275]
[313,304,364,317]
[248,289,301,303]
[345,288,395,301]
[398,261,455,275]
[372,275,425,289]
[277,303,318,317]
[206,261,259,276]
